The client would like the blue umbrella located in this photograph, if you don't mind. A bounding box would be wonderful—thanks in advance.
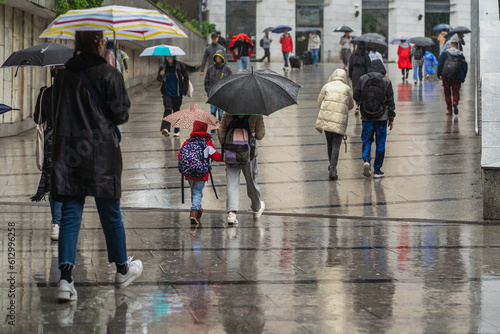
[271,25,292,34]
[303,28,321,34]
[433,24,452,31]
[0,104,19,115]
[139,45,186,57]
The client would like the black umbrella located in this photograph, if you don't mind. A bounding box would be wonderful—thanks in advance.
[0,104,20,115]
[303,28,321,34]
[352,34,387,47]
[207,68,301,116]
[334,25,353,33]
[448,26,471,34]
[262,27,274,33]
[409,37,435,46]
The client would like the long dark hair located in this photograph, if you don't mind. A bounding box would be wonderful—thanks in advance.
[74,31,103,56]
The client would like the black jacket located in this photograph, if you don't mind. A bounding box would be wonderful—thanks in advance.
[51,52,130,199]
[204,51,232,96]
[348,51,371,92]
[34,86,54,130]
[156,60,189,96]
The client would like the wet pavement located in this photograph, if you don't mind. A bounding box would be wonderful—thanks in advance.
[1,61,498,333]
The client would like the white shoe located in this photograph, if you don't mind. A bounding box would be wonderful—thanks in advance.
[57,279,78,301]
[253,201,265,219]
[227,212,238,225]
[363,161,371,178]
[51,224,60,241]
[161,129,169,136]
[56,300,77,326]
[173,132,180,138]
[115,257,143,289]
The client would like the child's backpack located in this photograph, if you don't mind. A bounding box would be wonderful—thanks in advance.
[413,47,424,60]
[360,75,386,120]
[178,137,210,178]
[440,54,460,81]
[224,115,255,164]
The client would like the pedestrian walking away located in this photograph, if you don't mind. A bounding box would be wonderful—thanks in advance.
[424,51,438,79]
[411,45,425,84]
[437,40,468,115]
[51,30,142,302]
[308,31,321,66]
[205,51,232,127]
[200,33,225,76]
[259,32,272,63]
[398,39,412,81]
[316,68,355,180]
[157,55,189,137]
[348,41,371,113]
[353,59,396,179]
[116,44,130,79]
[280,28,293,71]
[229,33,254,71]
[368,47,386,71]
[340,32,353,70]
[218,114,266,225]
[178,121,223,226]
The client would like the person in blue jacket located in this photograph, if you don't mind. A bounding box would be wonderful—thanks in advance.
[424,51,438,79]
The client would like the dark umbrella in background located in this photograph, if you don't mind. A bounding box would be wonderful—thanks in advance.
[334,25,353,32]
[271,25,292,34]
[207,68,301,116]
[1,42,73,76]
[433,23,452,31]
[445,26,471,40]
[361,33,386,41]
[409,37,435,46]
[303,28,321,34]
[262,27,274,33]
[0,104,20,115]
[352,34,388,47]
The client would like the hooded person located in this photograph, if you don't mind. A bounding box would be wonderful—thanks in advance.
[397,39,412,81]
[316,69,355,180]
[353,59,396,179]
[348,41,371,93]
[437,41,468,115]
[229,33,254,71]
[205,51,232,124]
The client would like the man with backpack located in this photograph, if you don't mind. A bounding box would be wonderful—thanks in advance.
[437,40,468,115]
[218,114,266,224]
[178,121,223,225]
[411,45,425,84]
[353,59,396,179]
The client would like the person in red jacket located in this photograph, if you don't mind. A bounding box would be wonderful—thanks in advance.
[280,28,293,71]
[178,121,223,225]
[397,39,412,81]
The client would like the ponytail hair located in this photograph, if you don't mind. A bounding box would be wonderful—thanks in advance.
[74,30,103,56]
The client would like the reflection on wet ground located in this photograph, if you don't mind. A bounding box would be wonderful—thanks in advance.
[0,62,494,333]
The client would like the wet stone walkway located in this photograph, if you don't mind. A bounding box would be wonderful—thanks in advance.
[1,61,499,333]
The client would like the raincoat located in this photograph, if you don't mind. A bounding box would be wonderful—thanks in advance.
[316,69,355,135]
[228,34,254,62]
[204,51,232,96]
[397,44,412,69]
[280,33,293,52]
[424,51,438,75]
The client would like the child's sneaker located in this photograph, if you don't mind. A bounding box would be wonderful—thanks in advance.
[115,257,143,289]
[51,223,60,241]
[189,210,199,225]
[57,279,77,301]
[253,201,265,219]
[373,170,385,178]
[363,161,371,178]
[227,212,238,225]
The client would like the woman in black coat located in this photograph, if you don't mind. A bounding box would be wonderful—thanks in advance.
[51,30,142,302]
[348,42,371,92]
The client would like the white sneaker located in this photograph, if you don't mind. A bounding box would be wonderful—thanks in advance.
[51,224,60,241]
[173,132,180,138]
[57,279,77,301]
[253,201,265,219]
[161,129,169,136]
[227,212,238,225]
[363,161,371,178]
[115,257,143,289]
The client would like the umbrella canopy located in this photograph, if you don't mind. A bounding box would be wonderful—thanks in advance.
[409,37,435,46]
[1,42,73,68]
[433,23,452,31]
[140,45,185,57]
[40,5,187,40]
[303,28,321,34]
[0,104,20,115]
[207,68,301,116]
[262,27,274,33]
[271,25,292,34]
[389,37,411,45]
[163,103,220,131]
[334,25,353,32]
[362,33,385,41]
[352,34,387,47]
[448,26,471,34]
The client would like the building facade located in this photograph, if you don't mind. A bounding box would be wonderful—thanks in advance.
[207,0,472,62]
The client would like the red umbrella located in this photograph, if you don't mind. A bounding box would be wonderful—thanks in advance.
[228,33,254,62]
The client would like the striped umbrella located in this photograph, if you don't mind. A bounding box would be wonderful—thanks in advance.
[39,5,187,40]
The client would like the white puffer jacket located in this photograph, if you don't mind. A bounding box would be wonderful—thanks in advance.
[315,69,355,135]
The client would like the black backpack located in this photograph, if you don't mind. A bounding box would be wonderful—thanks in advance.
[413,47,424,60]
[259,38,264,48]
[441,55,460,81]
[360,75,386,120]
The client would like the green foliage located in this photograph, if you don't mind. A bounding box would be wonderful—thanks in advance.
[156,2,187,22]
[190,19,216,38]
[183,20,202,37]
[55,0,104,15]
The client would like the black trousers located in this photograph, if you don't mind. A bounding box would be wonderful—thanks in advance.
[260,48,271,62]
[161,95,183,132]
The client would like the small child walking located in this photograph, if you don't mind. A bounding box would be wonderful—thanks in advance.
[178,121,223,225]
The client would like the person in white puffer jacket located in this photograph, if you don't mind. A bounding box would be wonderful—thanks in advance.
[315,68,355,180]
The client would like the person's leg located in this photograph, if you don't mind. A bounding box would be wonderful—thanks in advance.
[283,52,289,67]
[361,121,375,163]
[172,96,183,134]
[188,180,205,211]
[452,81,461,105]
[328,133,343,179]
[443,80,452,113]
[58,196,85,270]
[242,56,250,69]
[226,163,241,212]
[161,95,173,132]
[325,131,333,164]
[237,58,243,70]
[50,194,62,225]
[373,120,388,171]
[94,197,128,265]
[210,104,217,117]
[217,108,223,122]
[241,158,262,212]
[266,49,271,62]
[413,66,418,82]
[418,65,423,81]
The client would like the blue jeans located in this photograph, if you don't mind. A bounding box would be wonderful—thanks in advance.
[237,56,250,70]
[58,196,128,268]
[361,120,388,171]
[413,65,423,81]
[310,48,320,65]
[210,105,223,121]
[188,180,205,210]
[283,51,290,67]
[49,194,62,225]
